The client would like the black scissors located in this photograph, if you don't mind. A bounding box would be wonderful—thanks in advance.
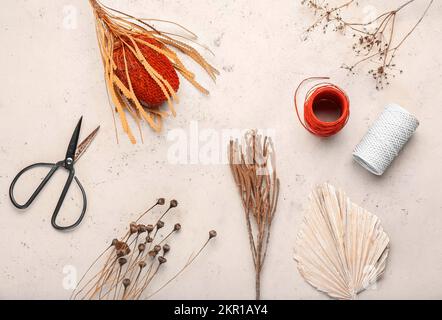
[9,117,100,231]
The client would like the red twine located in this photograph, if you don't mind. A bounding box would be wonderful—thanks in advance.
[294,77,350,137]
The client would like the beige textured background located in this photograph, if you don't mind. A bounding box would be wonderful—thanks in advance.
[0,0,441,300]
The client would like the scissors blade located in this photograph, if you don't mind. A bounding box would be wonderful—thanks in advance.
[65,117,83,163]
[74,126,100,163]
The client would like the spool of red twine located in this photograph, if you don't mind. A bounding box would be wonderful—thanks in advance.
[294,77,350,137]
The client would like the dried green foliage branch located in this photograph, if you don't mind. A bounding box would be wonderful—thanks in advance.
[302,0,434,89]
[71,199,217,300]
[228,131,280,300]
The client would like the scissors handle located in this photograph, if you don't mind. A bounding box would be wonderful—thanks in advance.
[51,171,87,231]
[9,162,60,209]
[9,161,87,231]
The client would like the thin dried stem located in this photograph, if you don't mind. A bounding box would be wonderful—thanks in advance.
[146,233,216,299]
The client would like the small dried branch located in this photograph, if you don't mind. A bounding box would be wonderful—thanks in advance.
[302,0,434,89]
[228,131,280,300]
[71,199,217,300]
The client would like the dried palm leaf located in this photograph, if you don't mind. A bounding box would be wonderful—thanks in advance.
[228,131,280,300]
[89,0,219,143]
[294,183,390,300]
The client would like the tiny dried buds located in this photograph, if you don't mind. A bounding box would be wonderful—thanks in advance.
[174,223,182,231]
[163,244,170,255]
[209,230,217,239]
[157,198,166,205]
[302,0,434,89]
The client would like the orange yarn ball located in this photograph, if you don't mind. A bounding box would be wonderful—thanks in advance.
[113,37,180,107]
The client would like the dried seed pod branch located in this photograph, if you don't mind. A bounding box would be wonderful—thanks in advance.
[302,0,434,89]
[89,0,219,143]
[71,199,217,300]
[228,131,280,300]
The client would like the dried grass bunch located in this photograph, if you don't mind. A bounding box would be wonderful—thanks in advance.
[89,0,219,143]
[302,0,434,89]
[228,131,280,300]
[71,198,217,300]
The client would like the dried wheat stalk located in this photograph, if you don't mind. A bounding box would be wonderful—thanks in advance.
[228,131,280,300]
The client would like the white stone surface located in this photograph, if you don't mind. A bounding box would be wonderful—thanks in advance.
[0,0,441,300]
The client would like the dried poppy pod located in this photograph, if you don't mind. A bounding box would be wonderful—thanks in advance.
[89,0,219,143]
[157,221,165,230]
[148,250,158,257]
[123,278,131,288]
[118,257,127,266]
[115,241,129,252]
[138,225,147,234]
[116,242,131,257]
[170,200,178,208]
[158,256,167,265]
[138,243,146,253]
[129,223,138,235]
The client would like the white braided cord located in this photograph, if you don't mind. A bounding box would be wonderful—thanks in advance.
[353,104,419,175]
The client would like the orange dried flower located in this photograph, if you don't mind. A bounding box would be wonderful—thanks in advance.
[89,0,219,143]
[113,37,180,108]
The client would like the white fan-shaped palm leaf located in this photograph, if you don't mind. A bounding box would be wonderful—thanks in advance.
[294,183,390,299]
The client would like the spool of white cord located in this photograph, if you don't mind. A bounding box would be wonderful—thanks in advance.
[353,104,419,175]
